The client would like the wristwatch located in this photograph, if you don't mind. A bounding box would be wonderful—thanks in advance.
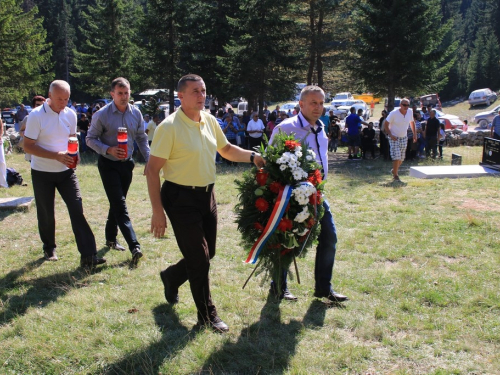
[250,152,255,163]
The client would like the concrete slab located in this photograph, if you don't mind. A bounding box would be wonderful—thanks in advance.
[0,197,34,211]
[409,165,500,179]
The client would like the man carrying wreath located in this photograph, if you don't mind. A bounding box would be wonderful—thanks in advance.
[146,74,264,332]
[268,85,348,303]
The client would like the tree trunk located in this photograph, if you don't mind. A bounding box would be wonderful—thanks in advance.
[317,7,324,88]
[307,1,316,85]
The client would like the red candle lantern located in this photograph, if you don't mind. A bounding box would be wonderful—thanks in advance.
[67,137,78,169]
[117,127,128,158]
[256,169,268,186]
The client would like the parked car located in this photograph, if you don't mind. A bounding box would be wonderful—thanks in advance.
[1,108,16,128]
[438,115,465,130]
[334,100,371,121]
[420,94,442,110]
[468,88,497,107]
[331,92,355,107]
[474,104,500,129]
[280,102,298,114]
[384,97,403,108]
[92,98,112,107]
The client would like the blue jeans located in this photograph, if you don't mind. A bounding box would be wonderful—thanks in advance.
[280,199,338,292]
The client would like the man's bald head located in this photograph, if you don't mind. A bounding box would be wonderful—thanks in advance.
[49,80,71,94]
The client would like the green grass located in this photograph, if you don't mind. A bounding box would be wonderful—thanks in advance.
[1,144,499,374]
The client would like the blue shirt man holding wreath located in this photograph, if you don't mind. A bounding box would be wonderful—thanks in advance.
[268,85,348,304]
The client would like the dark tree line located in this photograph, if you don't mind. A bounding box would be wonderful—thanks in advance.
[1,0,499,108]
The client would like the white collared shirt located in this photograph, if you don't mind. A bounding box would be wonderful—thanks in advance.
[25,102,76,172]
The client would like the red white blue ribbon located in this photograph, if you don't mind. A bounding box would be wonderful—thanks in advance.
[245,185,293,264]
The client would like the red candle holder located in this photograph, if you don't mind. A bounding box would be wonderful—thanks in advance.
[68,137,78,169]
[117,127,128,158]
[256,169,269,186]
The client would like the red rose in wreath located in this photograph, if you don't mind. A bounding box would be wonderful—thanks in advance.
[255,197,269,212]
[269,181,284,194]
[254,222,264,231]
[285,140,301,151]
[308,169,322,186]
[277,217,293,232]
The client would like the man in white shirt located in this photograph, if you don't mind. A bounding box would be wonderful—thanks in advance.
[268,85,348,304]
[24,80,105,267]
[246,112,265,150]
[384,98,417,181]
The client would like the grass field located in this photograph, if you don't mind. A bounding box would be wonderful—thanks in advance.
[0,144,499,374]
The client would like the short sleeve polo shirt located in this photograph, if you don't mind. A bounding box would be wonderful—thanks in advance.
[386,108,414,138]
[25,102,76,172]
[150,109,228,186]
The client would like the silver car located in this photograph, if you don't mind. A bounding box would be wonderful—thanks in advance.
[468,88,497,107]
[474,104,500,128]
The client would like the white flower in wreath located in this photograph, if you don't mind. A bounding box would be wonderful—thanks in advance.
[292,169,304,181]
[307,149,316,159]
[279,164,287,171]
[298,227,309,236]
[306,155,313,161]
[294,206,310,223]
[295,150,303,158]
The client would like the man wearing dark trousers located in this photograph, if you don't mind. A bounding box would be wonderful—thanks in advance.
[24,80,105,267]
[424,109,440,158]
[87,77,150,265]
[146,74,264,332]
[268,85,348,304]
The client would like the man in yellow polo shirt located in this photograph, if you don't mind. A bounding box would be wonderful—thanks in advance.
[146,74,264,332]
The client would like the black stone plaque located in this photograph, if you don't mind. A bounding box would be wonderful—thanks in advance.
[480,137,500,171]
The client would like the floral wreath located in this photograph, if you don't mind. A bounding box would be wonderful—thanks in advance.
[235,131,325,286]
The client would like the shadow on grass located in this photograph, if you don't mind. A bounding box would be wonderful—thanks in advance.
[200,294,302,374]
[302,299,345,328]
[0,260,103,325]
[104,304,198,375]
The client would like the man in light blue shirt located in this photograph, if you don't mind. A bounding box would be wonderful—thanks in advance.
[268,85,348,304]
[87,77,150,265]
[490,109,500,140]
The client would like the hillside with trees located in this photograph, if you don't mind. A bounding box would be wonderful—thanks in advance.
[1,0,498,107]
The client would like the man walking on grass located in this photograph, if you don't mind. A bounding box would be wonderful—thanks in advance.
[268,85,348,304]
[24,80,105,268]
[384,98,417,181]
[146,74,264,332]
[87,77,150,265]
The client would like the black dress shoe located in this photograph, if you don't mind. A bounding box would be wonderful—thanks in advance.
[282,289,298,301]
[314,289,349,302]
[160,270,179,304]
[131,247,143,265]
[44,249,58,261]
[80,255,106,267]
[106,240,125,251]
[270,281,298,301]
[198,316,229,333]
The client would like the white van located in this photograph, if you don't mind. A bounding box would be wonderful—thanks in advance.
[237,102,248,116]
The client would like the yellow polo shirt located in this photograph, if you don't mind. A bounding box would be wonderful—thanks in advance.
[150,108,228,186]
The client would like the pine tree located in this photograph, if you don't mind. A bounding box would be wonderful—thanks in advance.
[222,0,301,114]
[349,0,455,110]
[72,0,142,96]
[140,0,184,114]
[178,0,239,100]
[0,0,52,105]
